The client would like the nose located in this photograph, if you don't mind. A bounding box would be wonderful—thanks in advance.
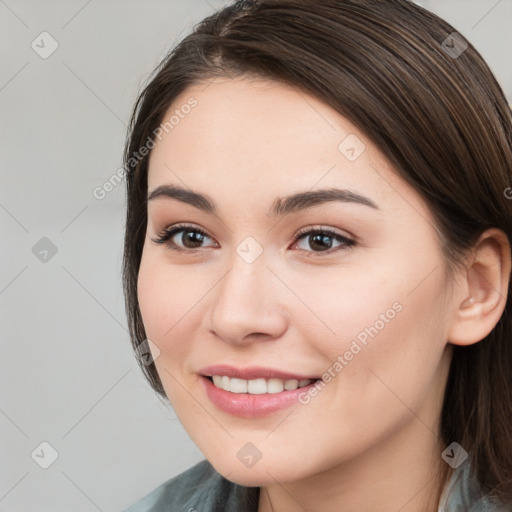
[207,249,289,346]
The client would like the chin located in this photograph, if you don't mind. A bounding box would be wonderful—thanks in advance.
[208,454,311,487]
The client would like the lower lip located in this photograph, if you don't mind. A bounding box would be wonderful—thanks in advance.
[199,375,320,418]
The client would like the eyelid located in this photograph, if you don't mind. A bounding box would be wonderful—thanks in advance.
[292,224,354,242]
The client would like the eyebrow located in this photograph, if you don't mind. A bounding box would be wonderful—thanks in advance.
[147,184,379,217]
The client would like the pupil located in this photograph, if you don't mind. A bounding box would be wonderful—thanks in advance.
[310,233,332,251]
[183,230,204,248]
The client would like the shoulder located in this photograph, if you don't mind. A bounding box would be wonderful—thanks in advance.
[121,459,259,512]
[439,457,510,512]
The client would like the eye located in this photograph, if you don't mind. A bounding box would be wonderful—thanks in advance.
[150,223,356,256]
[150,223,217,253]
[290,226,356,256]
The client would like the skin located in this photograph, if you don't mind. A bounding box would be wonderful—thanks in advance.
[137,76,510,512]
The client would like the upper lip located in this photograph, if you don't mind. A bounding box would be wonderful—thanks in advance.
[199,364,320,381]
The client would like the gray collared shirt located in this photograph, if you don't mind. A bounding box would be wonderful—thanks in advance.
[122,458,508,511]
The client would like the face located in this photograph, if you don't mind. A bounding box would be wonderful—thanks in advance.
[137,76,456,486]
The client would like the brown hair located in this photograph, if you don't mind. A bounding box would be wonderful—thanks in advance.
[122,0,512,507]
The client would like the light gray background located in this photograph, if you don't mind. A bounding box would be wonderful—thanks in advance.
[1,1,511,510]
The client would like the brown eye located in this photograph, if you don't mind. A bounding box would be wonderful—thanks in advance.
[291,228,355,255]
[151,224,217,253]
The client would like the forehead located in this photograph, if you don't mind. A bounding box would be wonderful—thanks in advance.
[146,76,428,220]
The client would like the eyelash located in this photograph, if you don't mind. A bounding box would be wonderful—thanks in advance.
[150,223,356,257]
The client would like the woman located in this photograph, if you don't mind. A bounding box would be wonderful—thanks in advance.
[121,1,512,510]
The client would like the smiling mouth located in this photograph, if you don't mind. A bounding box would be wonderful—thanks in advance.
[200,373,323,417]
[205,375,319,394]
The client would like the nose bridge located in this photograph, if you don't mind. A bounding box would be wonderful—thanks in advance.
[216,246,272,316]
[208,243,288,343]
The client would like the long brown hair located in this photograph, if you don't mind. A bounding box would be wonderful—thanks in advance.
[122,0,512,506]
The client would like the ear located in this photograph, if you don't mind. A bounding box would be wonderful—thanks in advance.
[447,228,511,346]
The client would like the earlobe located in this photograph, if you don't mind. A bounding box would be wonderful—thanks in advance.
[447,228,511,347]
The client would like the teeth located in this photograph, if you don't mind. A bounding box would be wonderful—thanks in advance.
[230,378,248,393]
[210,375,314,394]
[284,379,298,390]
[244,378,263,394]
[267,378,284,393]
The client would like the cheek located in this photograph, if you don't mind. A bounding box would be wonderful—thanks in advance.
[137,256,204,402]
[289,263,402,355]
[304,252,450,397]
[325,273,449,427]
[137,258,168,340]
[137,252,204,345]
